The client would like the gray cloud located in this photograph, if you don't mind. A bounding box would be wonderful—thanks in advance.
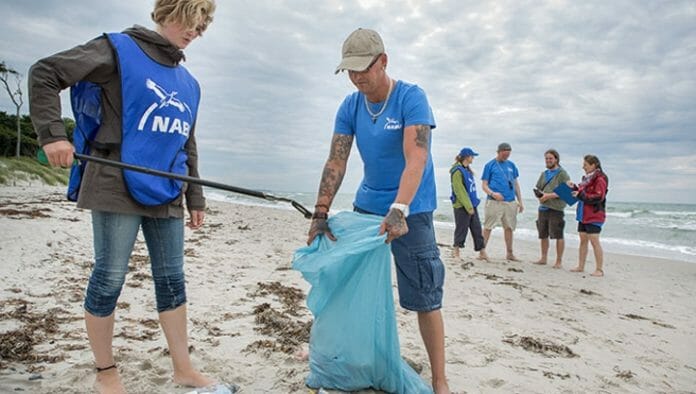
[1,0,694,203]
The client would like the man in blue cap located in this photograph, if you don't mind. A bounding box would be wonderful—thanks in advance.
[450,147,488,261]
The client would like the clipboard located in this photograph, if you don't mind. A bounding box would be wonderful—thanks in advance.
[553,183,578,206]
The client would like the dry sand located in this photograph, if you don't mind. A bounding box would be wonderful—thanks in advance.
[1,185,695,393]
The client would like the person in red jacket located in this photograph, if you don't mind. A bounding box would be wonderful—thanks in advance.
[567,154,608,277]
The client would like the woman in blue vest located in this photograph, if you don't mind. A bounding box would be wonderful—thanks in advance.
[29,1,236,393]
[450,147,488,261]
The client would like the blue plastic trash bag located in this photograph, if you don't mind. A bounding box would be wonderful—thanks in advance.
[292,211,432,394]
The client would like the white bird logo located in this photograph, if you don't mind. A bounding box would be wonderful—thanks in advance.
[137,78,193,132]
[145,78,189,112]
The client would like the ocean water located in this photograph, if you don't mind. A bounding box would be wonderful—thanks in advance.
[205,189,696,264]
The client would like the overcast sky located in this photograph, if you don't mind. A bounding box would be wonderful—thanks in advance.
[1,0,695,204]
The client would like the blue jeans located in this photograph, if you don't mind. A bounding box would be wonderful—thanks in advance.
[354,206,445,312]
[85,211,187,317]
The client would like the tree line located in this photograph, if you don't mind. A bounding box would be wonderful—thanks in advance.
[1,60,75,160]
[0,111,75,158]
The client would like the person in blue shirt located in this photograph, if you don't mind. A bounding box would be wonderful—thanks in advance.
[307,28,450,394]
[481,142,524,261]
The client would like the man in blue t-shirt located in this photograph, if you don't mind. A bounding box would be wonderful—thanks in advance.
[306,28,450,393]
[481,142,524,261]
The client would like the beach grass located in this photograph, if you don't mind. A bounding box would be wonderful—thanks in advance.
[0,156,69,186]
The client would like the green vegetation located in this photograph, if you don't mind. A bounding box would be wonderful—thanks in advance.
[0,112,38,157]
[0,112,76,156]
[1,61,26,158]
[0,155,69,186]
[0,110,75,186]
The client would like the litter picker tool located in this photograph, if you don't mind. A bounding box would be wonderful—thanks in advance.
[38,150,313,219]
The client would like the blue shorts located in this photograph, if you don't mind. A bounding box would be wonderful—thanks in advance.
[355,206,445,312]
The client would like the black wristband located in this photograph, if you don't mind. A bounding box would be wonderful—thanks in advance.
[311,212,328,220]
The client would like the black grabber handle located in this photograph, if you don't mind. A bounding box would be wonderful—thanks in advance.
[73,153,313,219]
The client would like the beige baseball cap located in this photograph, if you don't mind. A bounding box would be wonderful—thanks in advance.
[335,28,384,74]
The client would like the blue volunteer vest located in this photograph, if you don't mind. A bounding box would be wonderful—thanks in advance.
[450,165,481,207]
[67,81,103,201]
[67,33,200,206]
[110,33,200,205]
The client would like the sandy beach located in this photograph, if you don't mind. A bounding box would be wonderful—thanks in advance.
[1,185,695,393]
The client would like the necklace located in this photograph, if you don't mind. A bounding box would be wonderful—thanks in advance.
[364,78,394,124]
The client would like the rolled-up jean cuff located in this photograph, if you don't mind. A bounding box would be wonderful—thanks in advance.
[401,301,442,313]
[152,269,187,313]
[157,298,187,313]
[85,299,187,316]
[85,303,117,318]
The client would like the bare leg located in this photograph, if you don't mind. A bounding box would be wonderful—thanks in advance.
[588,234,604,276]
[504,228,519,261]
[483,228,492,251]
[553,239,565,268]
[159,305,215,387]
[452,246,460,259]
[482,228,493,261]
[571,233,588,272]
[477,248,489,261]
[86,311,126,394]
[535,238,549,264]
[417,310,450,394]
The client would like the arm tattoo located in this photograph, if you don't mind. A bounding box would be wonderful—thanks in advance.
[319,134,352,200]
[328,134,353,161]
[319,166,344,200]
[415,125,430,149]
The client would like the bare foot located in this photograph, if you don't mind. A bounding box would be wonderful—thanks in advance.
[476,252,489,261]
[533,259,547,265]
[590,269,604,277]
[95,368,126,394]
[174,369,216,388]
[506,254,520,262]
[552,262,562,269]
[294,348,309,361]
[570,266,584,272]
[433,379,450,394]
